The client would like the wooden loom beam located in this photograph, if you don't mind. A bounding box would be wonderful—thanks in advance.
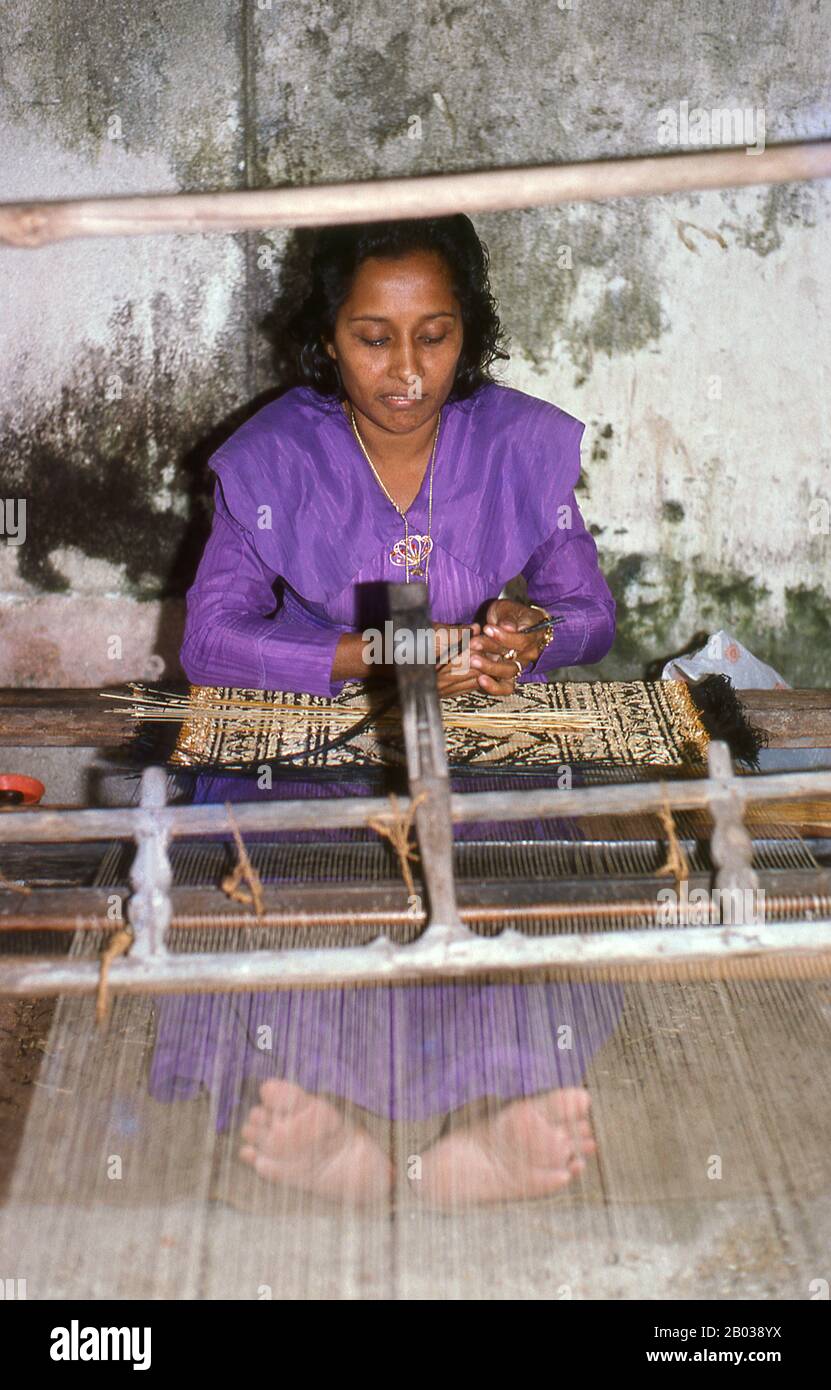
[1,141,830,249]
[388,582,466,941]
[2,869,830,930]
[3,765,831,843]
[2,583,831,993]
[3,923,831,996]
[2,686,830,749]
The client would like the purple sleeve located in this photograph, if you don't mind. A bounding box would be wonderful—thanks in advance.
[517,425,616,680]
[180,482,346,697]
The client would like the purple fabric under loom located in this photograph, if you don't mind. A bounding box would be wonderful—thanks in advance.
[148,380,624,1129]
[149,772,625,1130]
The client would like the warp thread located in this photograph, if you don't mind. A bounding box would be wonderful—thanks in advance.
[221,805,265,918]
[367,792,426,898]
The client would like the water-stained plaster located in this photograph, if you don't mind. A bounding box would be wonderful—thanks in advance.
[1,0,829,686]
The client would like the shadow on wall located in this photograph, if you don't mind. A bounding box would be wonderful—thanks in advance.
[2,231,325,682]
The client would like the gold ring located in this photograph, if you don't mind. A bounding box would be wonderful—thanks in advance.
[512,658,522,676]
[504,648,517,660]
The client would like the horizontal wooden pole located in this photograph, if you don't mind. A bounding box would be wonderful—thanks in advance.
[2,766,831,842]
[736,688,831,749]
[1,687,830,749]
[0,688,134,747]
[1,141,830,249]
[2,919,831,994]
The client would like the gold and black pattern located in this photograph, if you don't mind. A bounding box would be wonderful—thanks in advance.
[164,678,711,771]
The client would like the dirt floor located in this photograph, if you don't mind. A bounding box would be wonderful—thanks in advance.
[0,998,53,1202]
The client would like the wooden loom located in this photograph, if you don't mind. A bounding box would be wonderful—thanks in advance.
[2,140,830,1001]
[2,128,831,1308]
[2,584,831,999]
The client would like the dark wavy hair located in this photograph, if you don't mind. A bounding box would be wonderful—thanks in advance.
[287,215,509,400]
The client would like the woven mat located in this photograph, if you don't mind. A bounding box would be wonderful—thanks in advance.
[165,679,710,771]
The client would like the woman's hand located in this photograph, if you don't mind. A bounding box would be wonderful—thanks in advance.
[336,612,544,698]
[466,629,527,695]
[433,623,483,696]
[434,619,529,698]
[481,599,549,678]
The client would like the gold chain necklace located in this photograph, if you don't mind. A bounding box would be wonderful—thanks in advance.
[349,404,442,584]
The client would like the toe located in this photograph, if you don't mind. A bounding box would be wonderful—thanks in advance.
[259,1077,309,1114]
[544,1087,592,1123]
[252,1152,290,1185]
[526,1166,574,1197]
[244,1105,268,1130]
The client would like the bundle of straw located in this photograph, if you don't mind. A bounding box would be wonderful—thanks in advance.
[101,685,608,737]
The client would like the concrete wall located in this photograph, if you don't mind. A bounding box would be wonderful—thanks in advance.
[1,0,829,688]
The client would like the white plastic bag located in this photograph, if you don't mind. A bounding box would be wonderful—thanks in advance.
[661,629,789,690]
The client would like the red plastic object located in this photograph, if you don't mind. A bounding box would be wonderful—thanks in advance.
[0,773,46,806]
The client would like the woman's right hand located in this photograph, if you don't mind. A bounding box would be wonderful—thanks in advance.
[342,622,523,696]
[433,623,482,695]
[434,623,527,697]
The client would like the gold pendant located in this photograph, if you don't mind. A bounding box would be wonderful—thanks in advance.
[390,535,433,572]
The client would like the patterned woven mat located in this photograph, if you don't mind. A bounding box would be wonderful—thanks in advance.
[161,679,710,772]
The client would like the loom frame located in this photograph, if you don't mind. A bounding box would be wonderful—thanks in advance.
[3,584,831,997]
[2,114,830,995]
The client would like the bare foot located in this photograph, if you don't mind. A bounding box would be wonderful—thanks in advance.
[239,1078,393,1203]
[417,1088,597,1206]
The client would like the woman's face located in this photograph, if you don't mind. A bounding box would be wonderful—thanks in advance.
[324,249,464,434]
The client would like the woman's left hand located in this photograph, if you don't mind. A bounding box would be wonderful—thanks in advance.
[466,636,525,695]
[474,598,548,694]
[458,600,540,696]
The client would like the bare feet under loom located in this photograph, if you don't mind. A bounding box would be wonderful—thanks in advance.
[417,1088,596,1205]
[239,1079,597,1205]
[239,1079,394,1203]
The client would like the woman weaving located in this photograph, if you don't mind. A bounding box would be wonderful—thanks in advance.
[151,215,620,1204]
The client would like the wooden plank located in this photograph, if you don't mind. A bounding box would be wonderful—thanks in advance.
[1,686,830,748]
[0,688,134,746]
[737,688,831,747]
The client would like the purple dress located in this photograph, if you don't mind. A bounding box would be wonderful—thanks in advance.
[149,383,623,1129]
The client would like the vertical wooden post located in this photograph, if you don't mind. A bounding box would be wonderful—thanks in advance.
[388,583,471,941]
[128,766,173,957]
[707,740,764,926]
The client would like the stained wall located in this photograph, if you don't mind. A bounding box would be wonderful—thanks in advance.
[1,0,829,686]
